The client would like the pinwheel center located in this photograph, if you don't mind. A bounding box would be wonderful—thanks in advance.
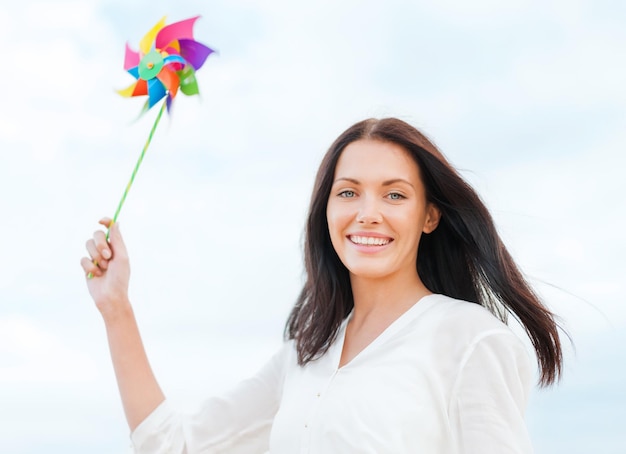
[138,50,165,81]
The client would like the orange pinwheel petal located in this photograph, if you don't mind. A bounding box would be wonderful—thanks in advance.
[157,67,180,98]
[132,79,148,96]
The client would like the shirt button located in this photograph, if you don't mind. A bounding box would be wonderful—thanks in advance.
[316,393,321,397]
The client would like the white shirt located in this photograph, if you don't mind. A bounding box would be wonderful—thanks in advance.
[131,294,534,453]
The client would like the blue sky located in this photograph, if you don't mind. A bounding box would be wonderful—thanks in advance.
[0,0,624,452]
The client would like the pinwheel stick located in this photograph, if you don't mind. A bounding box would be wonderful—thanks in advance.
[87,101,166,279]
[106,100,167,240]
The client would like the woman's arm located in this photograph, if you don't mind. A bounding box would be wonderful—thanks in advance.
[81,218,165,431]
[131,346,288,453]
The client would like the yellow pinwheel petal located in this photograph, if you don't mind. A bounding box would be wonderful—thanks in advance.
[167,40,180,53]
[117,82,138,97]
[139,16,166,55]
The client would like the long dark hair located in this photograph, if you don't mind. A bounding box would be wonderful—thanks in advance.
[285,117,563,386]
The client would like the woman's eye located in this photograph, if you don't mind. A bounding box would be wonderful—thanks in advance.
[388,192,405,200]
[339,190,356,198]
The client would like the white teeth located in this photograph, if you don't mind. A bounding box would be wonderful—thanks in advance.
[350,235,390,246]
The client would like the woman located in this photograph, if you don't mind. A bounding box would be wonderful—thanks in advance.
[82,118,563,453]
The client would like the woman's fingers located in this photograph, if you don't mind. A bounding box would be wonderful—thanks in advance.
[99,217,113,229]
[85,235,108,270]
[85,238,101,265]
[83,218,116,278]
[84,238,106,277]
[82,218,131,308]
[93,229,111,264]
[81,256,102,278]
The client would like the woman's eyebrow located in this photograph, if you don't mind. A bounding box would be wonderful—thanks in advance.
[332,177,360,185]
[382,178,414,188]
[332,177,414,188]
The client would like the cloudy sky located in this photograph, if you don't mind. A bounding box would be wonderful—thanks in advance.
[0,0,624,452]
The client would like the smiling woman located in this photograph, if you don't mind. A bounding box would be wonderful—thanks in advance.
[82,117,564,453]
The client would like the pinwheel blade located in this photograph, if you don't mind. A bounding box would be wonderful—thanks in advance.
[178,66,200,96]
[123,43,140,71]
[127,66,140,79]
[117,82,138,98]
[117,79,149,98]
[157,67,179,98]
[139,16,167,55]
[179,39,214,70]
[147,78,166,107]
[132,79,148,96]
[163,54,186,72]
[155,16,199,50]
[161,41,181,56]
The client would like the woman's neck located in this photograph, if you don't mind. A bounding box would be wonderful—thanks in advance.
[349,271,431,324]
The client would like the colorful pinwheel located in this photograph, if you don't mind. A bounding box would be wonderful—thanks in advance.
[88,16,214,264]
[118,16,214,113]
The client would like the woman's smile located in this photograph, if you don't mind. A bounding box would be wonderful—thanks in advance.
[348,234,393,247]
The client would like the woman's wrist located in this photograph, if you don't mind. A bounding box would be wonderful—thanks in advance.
[98,295,133,324]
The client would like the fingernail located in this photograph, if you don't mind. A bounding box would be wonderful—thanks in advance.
[102,249,111,259]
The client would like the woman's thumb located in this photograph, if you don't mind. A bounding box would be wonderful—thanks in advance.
[108,222,127,256]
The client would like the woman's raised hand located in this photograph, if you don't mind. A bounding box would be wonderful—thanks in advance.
[81,218,165,430]
[81,217,131,318]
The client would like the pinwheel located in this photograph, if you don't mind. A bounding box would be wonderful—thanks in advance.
[89,16,214,278]
[111,16,214,226]
[118,16,214,113]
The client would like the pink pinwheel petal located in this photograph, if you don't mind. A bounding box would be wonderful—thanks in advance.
[162,45,181,56]
[155,16,199,51]
[123,43,140,71]
[178,39,214,70]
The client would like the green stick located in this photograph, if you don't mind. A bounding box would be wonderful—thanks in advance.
[87,101,166,279]
[106,100,167,240]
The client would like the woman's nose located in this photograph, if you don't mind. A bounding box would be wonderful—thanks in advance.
[356,198,383,224]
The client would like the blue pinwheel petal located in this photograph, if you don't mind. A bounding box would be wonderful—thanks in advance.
[127,66,140,79]
[163,55,186,66]
[147,78,166,107]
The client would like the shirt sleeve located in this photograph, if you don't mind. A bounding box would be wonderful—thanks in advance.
[131,344,288,454]
[448,330,534,454]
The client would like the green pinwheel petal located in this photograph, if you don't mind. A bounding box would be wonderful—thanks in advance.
[179,65,200,96]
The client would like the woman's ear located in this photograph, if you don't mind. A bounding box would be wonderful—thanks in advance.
[423,203,441,234]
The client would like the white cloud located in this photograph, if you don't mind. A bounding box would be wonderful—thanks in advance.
[0,315,99,383]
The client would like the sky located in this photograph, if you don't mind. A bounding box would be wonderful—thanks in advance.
[0,0,624,452]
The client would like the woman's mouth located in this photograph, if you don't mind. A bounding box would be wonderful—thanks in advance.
[348,235,392,246]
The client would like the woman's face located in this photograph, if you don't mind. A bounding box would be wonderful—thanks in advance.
[326,139,440,282]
